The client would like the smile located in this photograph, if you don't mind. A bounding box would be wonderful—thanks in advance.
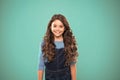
[54,31,61,34]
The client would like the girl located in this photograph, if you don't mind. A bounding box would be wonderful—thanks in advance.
[38,14,78,80]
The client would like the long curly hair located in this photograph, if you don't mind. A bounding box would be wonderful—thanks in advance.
[42,14,78,66]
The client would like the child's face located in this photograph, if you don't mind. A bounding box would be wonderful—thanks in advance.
[51,19,65,39]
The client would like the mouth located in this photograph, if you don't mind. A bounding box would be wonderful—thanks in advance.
[54,31,61,34]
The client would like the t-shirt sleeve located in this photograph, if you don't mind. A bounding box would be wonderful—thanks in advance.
[70,58,78,65]
[38,42,45,70]
[70,61,76,65]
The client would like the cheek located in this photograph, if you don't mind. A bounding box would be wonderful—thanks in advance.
[50,26,54,32]
[62,28,65,32]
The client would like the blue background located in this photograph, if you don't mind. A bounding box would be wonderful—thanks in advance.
[0,0,120,80]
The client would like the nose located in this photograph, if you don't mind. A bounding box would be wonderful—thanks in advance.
[55,26,60,30]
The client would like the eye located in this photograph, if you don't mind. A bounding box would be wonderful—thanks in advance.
[59,25,63,28]
[53,25,57,28]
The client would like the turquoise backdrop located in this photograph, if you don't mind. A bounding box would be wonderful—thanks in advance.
[0,0,120,80]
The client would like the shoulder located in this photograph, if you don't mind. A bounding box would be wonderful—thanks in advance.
[39,40,44,47]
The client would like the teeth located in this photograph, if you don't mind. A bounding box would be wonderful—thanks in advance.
[55,31,60,34]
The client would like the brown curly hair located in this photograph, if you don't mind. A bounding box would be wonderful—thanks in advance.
[42,14,78,66]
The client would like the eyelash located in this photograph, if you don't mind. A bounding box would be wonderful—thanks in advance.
[54,25,57,27]
[60,26,63,28]
[53,25,63,28]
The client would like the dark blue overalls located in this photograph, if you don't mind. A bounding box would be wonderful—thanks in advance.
[45,48,71,80]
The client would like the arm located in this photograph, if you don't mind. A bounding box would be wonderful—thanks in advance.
[70,64,76,80]
[38,70,44,80]
[38,42,45,80]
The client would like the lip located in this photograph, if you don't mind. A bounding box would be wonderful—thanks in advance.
[54,31,61,34]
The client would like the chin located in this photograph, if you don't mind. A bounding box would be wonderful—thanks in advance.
[55,35,62,37]
[54,34,61,36]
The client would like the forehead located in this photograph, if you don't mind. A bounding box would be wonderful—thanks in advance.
[52,19,64,25]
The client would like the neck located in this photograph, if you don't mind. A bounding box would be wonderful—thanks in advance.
[54,36,63,41]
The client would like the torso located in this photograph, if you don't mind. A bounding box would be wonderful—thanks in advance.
[44,41,71,80]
